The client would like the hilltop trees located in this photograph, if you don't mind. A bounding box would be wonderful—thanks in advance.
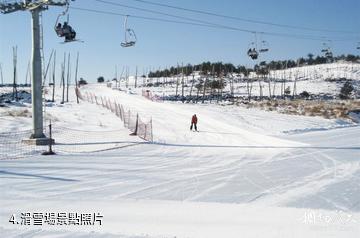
[97,76,105,83]
[147,54,360,78]
[148,62,252,78]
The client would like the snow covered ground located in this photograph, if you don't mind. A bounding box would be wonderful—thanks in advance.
[123,62,360,98]
[0,83,359,237]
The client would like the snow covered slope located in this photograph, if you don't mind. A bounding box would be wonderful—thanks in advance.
[129,62,360,98]
[0,84,359,237]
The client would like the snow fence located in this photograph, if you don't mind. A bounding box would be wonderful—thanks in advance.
[76,88,153,142]
[0,125,146,160]
[0,129,49,160]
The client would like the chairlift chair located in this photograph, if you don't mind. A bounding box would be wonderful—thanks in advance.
[54,1,81,43]
[321,41,332,53]
[259,40,269,53]
[321,48,329,53]
[321,42,333,58]
[121,29,137,47]
[247,40,259,60]
[121,16,137,48]
[247,48,259,60]
[357,42,360,50]
[54,1,69,35]
[325,51,333,58]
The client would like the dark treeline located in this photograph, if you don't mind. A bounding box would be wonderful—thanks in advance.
[148,54,360,78]
[148,62,251,78]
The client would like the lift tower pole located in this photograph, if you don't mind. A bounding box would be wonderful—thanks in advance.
[31,7,43,138]
[0,0,69,143]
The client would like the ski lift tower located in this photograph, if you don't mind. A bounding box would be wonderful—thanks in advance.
[0,0,69,144]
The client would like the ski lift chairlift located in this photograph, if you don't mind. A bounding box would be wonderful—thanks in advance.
[247,40,259,60]
[121,29,137,47]
[259,40,269,53]
[321,48,329,53]
[121,16,137,48]
[321,41,332,53]
[247,48,259,60]
[54,2,80,43]
[325,51,333,58]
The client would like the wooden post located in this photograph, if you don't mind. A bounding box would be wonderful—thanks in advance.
[134,66,138,88]
[150,117,153,142]
[125,66,129,88]
[75,52,80,104]
[66,53,70,102]
[131,113,139,135]
[0,63,3,85]
[127,109,131,127]
[267,68,272,99]
[181,63,185,103]
[52,51,56,102]
[42,49,54,87]
[25,60,31,86]
[175,64,180,98]
[42,121,55,155]
[61,53,65,104]
[12,46,18,101]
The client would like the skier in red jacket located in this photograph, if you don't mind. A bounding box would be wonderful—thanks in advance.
[190,114,198,131]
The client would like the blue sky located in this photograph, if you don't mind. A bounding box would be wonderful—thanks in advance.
[1,0,359,83]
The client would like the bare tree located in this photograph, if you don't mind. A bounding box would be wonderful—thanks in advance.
[189,66,196,98]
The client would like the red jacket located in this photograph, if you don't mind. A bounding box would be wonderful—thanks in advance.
[191,115,198,124]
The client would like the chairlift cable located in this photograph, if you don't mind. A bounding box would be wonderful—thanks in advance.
[70,6,359,42]
[95,0,255,34]
[124,0,359,34]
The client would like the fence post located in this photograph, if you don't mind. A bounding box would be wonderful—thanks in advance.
[112,101,115,113]
[114,103,118,116]
[118,104,122,120]
[127,110,131,127]
[42,121,55,155]
[75,87,80,103]
[130,113,139,136]
[150,117,153,142]
[144,124,147,140]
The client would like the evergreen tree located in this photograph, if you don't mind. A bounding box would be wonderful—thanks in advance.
[339,81,354,99]
[97,76,105,83]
